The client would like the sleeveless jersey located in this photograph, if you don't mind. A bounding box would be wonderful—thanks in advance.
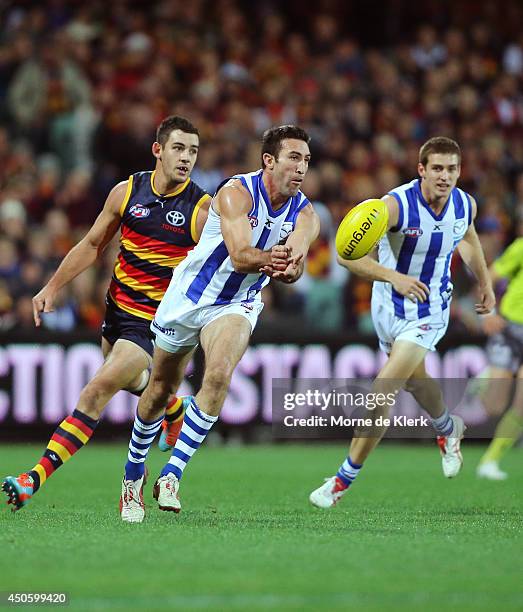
[373,178,473,320]
[108,171,210,320]
[169,169,310,307]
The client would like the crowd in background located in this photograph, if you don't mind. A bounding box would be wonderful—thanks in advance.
[1,0,523,334]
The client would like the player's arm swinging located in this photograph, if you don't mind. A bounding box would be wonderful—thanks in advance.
[456,196,496,314]
[216,180,292,273]
[337,195,429,303]
[32,180,128,326]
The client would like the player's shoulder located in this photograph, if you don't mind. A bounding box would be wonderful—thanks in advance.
[213,174,254,215]
[187,178,210,201]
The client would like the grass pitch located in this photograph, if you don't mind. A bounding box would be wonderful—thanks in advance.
[0,443,521,611]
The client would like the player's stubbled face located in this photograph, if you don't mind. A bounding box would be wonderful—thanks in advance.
[418,153,460,201]
[274,139,311,197]
[161,129,200,184]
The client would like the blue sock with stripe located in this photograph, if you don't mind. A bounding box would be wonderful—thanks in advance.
[430,408,453,436]
[161,398,217,479]
[124,412,164,481]
[336,456,362,488]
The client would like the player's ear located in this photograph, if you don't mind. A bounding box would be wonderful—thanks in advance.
[263,152,275,170]
[152,141,162,160]
[417,162,425,177]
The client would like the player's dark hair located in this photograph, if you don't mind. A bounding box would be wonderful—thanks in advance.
[156,115,199,146]
[419,137,461,166]
[261,125,311,168]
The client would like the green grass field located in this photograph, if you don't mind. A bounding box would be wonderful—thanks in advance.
[0,443,521,611]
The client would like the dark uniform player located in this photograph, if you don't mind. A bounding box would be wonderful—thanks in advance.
[2,116,210,514]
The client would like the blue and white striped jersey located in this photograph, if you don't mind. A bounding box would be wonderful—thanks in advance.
[168,169,310,307]
[373,178,473,320]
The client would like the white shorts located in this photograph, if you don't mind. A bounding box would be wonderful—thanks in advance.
[151,286,264,353]
[371,300,450,354]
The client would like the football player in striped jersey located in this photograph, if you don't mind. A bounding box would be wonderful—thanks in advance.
[310,137,495,509]
[2,116,210,520]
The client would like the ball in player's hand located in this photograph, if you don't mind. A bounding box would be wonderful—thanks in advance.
[335,198,389,260]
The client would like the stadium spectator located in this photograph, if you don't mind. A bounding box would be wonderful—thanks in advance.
[1,0,523,333]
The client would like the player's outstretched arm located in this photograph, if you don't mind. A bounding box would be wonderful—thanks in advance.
[216,181,290,273]
[337,195,429,303]
[260,203,320,283]
[456,196,495,314]
[32,180,128,326]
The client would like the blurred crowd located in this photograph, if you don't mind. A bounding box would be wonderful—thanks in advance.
[1,0,523,334]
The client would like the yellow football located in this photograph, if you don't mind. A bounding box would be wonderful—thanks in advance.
[335,199,389,260]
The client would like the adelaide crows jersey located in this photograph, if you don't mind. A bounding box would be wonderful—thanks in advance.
[108,170,210,320]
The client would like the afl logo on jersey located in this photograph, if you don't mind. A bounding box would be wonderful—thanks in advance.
[403,227,423,237]
[248,215,258,228]
[165,210,185,226]
[129,204,150,218]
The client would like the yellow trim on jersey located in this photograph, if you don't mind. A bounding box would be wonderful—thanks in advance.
[48,440,72,462]
[114,261,165,301]
[120,236,186,267]
[191,194,211,242]
[108,292,154,321]
[119,175,134,217]
[34,464,47,484]
[60,421,90,445]
[150,171,190,198]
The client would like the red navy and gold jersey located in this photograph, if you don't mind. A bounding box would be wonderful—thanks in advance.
[108,171,210,320]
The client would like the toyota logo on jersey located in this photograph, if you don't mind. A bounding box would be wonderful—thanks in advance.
[165,210,185,226]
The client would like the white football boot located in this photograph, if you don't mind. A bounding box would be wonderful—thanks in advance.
[153,473,181,513]
[120,474,146,523]
[309,476,349,508]
[476,461,508,481]
[437,415,466,478]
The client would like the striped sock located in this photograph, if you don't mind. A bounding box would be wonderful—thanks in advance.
[125,412,164,481]
[164,396,184,424]
[28,410,98,493]
[430,408,453,436]
[336,456,362,488]
[161,399,217,480]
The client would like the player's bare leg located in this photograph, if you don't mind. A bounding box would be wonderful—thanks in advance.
[3,339,151,512]
[310,341,465,508]
[475,366,513,419]
[153,315,252,513]
[478,365,523,480]
[310,341,426,508]
[348,341,428,464]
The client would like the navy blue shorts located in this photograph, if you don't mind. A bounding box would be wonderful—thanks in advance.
[101,298,155,357]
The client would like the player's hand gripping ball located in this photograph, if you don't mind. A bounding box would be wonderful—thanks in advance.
[335,199,389,260]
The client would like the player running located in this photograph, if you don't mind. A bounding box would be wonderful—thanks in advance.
[118,125,320,522]
[475,237,523,480]
[310,136,495,508]
[2,116,210,514]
